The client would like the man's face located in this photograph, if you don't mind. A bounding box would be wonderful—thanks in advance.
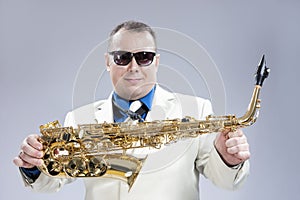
[105,29,159,100]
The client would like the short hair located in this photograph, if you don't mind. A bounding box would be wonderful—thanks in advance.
[108,20,157,50]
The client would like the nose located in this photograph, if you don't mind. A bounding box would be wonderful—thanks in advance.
[127,56,140,72]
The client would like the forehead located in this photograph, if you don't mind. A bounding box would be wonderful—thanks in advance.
[109,30,156,52]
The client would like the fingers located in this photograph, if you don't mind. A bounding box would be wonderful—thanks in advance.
[227,143,250,160]
[13,134,44,168]
[225,134,247,148]
[215,128,251,166]
[18,149,43,167]
[13,154,38,168]
[226,142,248,154]
[227,129,243,138]
[225,129,250,161]
[235,151,251,161]
[25,134,43,151]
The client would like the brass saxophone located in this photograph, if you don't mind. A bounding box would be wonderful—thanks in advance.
[38,55,270,190]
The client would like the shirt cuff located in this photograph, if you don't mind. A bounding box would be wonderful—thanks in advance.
[19,167,41,186]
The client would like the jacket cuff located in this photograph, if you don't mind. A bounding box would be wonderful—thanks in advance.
[204,147,250,190]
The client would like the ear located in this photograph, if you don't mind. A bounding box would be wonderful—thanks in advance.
[104,53,111,71]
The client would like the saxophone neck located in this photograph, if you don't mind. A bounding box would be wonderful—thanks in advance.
[237,85,261,127]
[237,54,270,127]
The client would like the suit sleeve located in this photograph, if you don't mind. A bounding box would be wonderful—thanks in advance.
[195,99,250,190]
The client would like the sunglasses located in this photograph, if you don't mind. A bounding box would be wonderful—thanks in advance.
[108,51,156,66]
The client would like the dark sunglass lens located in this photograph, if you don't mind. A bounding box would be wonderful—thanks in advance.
[135,52,155,66]
[113,51,132,66]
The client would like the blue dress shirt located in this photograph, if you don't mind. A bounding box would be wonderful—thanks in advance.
[112,86,156,122]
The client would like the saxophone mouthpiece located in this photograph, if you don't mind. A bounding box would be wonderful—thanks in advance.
[255,55,270,86]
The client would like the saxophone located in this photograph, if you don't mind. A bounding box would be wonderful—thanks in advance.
[38,55,270,190]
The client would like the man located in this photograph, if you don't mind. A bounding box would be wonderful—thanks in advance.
[13,21,250,200]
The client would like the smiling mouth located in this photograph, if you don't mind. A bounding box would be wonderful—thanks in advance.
[125,78,143,84]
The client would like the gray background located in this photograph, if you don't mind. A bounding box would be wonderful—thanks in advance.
[1,0,299,199]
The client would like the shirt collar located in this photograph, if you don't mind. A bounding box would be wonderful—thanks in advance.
[113,85,156,111]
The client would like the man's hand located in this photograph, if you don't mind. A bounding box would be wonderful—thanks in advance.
[214,129,250,167]
[13,134,44,168]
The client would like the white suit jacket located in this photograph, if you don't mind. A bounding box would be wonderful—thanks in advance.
[30,85,249,200]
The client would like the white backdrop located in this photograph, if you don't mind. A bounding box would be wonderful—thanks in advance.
[1,0,299,199]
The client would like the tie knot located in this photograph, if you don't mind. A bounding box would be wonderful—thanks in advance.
[129,100,142,112]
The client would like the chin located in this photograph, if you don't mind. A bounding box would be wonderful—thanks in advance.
[117,84,152,100]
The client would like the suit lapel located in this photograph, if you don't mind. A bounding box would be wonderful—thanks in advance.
[146,85,183,121]
[94,94,114,123]
[94,85,184,123]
